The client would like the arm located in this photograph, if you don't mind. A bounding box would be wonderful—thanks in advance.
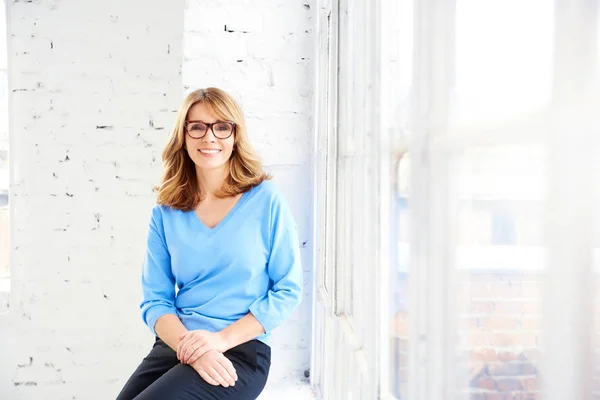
[217,198,303,345]
[155,314,188,352]
[247,193,303,335]
[140,207,185,351]
[220,312,265,350]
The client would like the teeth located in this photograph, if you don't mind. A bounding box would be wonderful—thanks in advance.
[199,149,220,154]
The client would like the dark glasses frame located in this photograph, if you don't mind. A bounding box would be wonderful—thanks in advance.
[184,120,236,139]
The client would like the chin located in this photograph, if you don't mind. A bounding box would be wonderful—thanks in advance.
[197,160,227,171]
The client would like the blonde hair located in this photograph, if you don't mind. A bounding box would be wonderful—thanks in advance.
[156,87,270,210]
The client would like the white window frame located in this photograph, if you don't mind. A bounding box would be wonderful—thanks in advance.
[312,0,383,398]
[541,2,598,398]
[0,0,11,308]
[311,0,339,394]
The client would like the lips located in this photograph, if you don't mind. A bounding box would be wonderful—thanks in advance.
[198,149,221,154]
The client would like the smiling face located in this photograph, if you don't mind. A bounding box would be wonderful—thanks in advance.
[184,102,235,172]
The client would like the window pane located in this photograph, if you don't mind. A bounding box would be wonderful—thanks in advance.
[453,0,554,123]
[390,154,410,399]
[453,145,549,399]
[384,0,412,135]
[385,0,413,397]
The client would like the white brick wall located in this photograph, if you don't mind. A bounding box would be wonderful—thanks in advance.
[0,0,315,399]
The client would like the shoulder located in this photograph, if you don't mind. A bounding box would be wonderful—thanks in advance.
[250,179,280,196]
[149,203,181,225]
[151,203,170,217]
[248,180,290,209]
[250,181,297,232]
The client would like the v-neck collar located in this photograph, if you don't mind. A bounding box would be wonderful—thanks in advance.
[189,189,252,236]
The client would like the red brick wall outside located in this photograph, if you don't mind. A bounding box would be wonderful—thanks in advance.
[390,271,548,400]
[458,271,543,400]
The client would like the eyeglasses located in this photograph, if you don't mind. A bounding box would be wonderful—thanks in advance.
[184,120,236,139]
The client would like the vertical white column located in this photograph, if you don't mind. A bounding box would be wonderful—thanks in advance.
[543,1,598,399]
[410,0,457,399]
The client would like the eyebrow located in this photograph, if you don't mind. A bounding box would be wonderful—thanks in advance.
[186,119,227,124]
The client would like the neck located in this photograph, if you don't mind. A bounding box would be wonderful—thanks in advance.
[196,164,228,199]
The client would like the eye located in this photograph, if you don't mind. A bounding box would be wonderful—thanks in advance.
[215,123,231,131]
[190,123,206,131]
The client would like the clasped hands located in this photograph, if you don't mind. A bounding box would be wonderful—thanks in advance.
[177,330,238,387]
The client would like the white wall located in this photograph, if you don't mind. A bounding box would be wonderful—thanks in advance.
[0,0,314,398]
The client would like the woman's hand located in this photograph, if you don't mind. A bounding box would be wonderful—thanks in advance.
[177,329,230,365]
[191,349,238,387]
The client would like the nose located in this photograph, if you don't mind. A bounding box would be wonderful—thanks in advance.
[201,126,218,142]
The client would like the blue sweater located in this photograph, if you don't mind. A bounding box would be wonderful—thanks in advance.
[140,180,303,345]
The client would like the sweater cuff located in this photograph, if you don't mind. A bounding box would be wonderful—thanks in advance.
[144,305,178,336]
[248,300,279,335]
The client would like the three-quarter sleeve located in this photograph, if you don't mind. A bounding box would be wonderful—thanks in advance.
[249,194,303,334]
[140,206,178,336]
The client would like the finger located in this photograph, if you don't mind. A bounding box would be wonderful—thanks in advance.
[212,360,236,386]
[178,335,195,361]
[198,369,219,386]
[182,340,199,364]
[177,342,186,362]
[187,345,205,365]
[195,344,210,360]
[217,356,238,382]
[187,344,210,365]
[185,337,210,364]
[207,366,229,387]
[180,335,200,362]
[177,337,186,361]
[188,352,200,366]
[177,342,184,361]
[181,342,192,364]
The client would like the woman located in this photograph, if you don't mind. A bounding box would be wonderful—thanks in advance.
[116,88,303,400]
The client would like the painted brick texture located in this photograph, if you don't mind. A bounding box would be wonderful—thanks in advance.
[1,0,315,399]
[0,1,185,398]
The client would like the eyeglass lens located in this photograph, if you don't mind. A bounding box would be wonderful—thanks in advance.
[187,122,233,139]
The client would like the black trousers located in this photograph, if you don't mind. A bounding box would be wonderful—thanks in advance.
[115,337,271,400]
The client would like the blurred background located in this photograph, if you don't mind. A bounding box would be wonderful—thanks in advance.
[1,0,599,399]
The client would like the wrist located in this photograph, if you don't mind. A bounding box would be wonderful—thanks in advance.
[218,330,234,352]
